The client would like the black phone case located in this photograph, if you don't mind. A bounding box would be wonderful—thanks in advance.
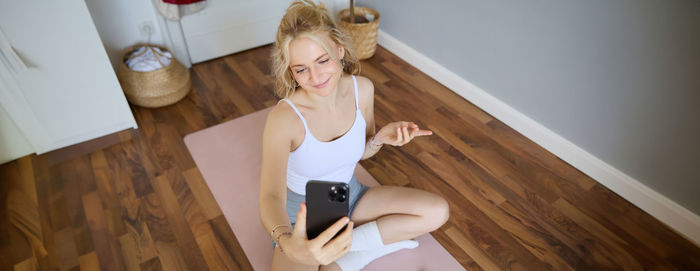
[305,181,350,240]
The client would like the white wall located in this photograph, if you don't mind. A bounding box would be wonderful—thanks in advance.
[84,0,167,71]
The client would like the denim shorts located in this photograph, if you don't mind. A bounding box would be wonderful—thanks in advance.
[286,175,370,226]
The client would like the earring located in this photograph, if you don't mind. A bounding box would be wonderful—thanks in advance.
[341,59,346,67]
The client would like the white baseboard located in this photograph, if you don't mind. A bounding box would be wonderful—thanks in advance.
[376,30,700,246]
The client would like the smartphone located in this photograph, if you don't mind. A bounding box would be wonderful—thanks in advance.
[305,180,350,240]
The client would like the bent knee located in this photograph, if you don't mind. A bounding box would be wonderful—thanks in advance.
[423,195,450,231]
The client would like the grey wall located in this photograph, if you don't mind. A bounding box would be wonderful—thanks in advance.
[359,0,700,215]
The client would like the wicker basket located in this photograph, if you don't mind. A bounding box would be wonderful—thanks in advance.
[337,7,380,60]
[117,44,191,108]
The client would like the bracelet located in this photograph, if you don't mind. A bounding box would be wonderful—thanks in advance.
[275,231,292,253]
[369,134,383,148]
[271,224,291,237]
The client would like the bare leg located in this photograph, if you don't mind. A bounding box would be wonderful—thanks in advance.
[271,244,318,271]
[350,186,449,244]
[271,242,345,271]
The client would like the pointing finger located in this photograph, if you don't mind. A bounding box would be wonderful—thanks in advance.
[416,129,433,136]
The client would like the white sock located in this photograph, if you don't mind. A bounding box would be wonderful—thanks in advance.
[350,221,384,251]
[336,239,419,271]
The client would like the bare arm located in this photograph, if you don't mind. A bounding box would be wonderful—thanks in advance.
[259,106,294,239]
[359,77,382,160]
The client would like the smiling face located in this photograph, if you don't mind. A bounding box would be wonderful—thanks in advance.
[288,33,345,97]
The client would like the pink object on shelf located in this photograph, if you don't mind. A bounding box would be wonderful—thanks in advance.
[183,107,466,271]
[162,0,204,5]
[155,0,207,21]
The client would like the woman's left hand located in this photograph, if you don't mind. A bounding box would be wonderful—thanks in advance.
[373,121,433,147]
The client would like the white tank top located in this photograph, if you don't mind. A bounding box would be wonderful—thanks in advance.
[280,75,366,195]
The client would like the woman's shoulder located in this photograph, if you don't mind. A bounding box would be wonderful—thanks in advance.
[268,100,301,125]
[351,74,374,106]
[265,101,305,138]
[352,74,374,91]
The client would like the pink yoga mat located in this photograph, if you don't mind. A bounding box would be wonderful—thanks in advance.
[184,107,465,271]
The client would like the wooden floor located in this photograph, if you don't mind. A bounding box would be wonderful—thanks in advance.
[1,45,699,271]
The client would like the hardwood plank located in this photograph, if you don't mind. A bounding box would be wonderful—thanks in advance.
[417,151,575,270]
[186,72,230,127]
[182,167,222,220]
[139,257,163,271]
[57,161,94,257]
[72,225,94,258]
[576,184,690,258]
[16,156,38,205]
[445,226,500,271]
[153,241,188,271]
[119,232,143,271]
[53,228,79,271]
[0,162,33,269]
[429,227,483,271]
[82,192,125,271]
[209,215,254,271]
[150,172,209,271]
[33,156,61,270]
[89,150,126,236]
[140,193,189,271]
[195,230,240,271]
[490,175,621,270]
[553,198,643,270]
[192,61,246,119]
[0,212,34,269]
[376,151,550,270]
[358,60,391,84]
[78,251,100,271]
[222,57,259,90]
[416,150,506,206]
[147,123,198,172]
[82,192,107,234]
[47,174,71,232]
[12,258,35,271]
[174,94,210,133]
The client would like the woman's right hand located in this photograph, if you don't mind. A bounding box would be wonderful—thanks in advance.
[278,202,354,265]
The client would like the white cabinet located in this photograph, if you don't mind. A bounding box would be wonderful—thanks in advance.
[180,0,291,63]
[0,0,137,161]
[0,105,33,164]
[179,0,340,63]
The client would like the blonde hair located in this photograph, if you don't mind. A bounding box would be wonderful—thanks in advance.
[272,0,360,98]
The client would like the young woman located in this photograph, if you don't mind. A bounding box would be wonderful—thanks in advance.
[259,1,449,270]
